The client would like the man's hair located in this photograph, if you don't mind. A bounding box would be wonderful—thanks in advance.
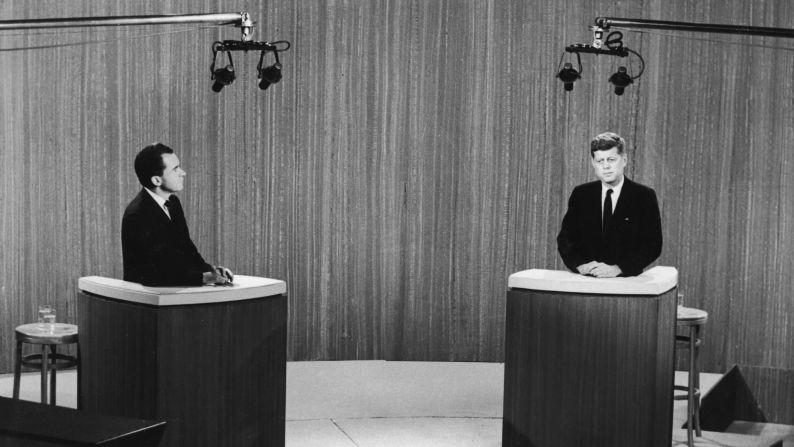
[590,132,625,157]
[134,143,174,188]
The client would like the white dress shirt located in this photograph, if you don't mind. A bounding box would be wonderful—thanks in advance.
[144,187,171,219]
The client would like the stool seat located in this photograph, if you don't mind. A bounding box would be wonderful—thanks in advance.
[677,307,708,325]
[15,323,79,344]
[13,323,80,408]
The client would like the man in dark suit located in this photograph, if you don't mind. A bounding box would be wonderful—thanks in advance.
[122,143,233,286]
[557,132,662,277]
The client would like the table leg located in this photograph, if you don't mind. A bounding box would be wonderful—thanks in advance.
[12,340,22,399]
[50,345,57,405]
[40,345,49,404]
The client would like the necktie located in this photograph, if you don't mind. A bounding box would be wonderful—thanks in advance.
[602,189,613,235]
[163,199,172,219]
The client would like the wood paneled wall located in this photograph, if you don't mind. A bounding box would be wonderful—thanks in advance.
[0,0,792,375]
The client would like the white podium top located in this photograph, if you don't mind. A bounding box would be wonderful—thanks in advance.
[508,266,678,296]
[78,275,287,306]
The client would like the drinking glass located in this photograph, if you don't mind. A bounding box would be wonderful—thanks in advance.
[38,305,56,331]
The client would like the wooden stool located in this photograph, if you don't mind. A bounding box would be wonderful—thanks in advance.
[675,306,708,447]
[12,323,80,408]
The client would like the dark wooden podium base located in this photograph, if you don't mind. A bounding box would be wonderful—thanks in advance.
[78,291,287,447]
[502,288,676,447]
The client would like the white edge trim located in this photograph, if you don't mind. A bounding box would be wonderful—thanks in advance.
[78,275,286,306]
[508,266,678,296]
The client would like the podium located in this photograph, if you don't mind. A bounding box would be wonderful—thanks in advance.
[502,267,678,447]
[77,276,287,447]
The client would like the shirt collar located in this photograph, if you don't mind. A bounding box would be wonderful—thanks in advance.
[144,187,170,208]
[602,176,625,195]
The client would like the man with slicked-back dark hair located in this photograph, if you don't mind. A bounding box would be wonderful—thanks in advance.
[122,143,233,286]
[557,132,662,277]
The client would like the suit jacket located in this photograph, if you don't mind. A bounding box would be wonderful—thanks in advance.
[557,177,662,277]
[121,189,211,286]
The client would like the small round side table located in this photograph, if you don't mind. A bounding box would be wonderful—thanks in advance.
[675,306,708,447]
[12,323,80,408]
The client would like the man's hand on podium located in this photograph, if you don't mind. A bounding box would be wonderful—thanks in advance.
[217,265,234,283]
[203,265,234,286]
[577,261,622,278]
[576,262,598,275]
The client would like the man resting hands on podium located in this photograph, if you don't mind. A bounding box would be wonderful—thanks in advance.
[122,143,233,287]
[557,132,662,278]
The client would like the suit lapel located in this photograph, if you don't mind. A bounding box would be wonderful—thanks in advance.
[611,178,634,220]
[585,182,604,239]
[139,189,175,228]
[167,195,191,237]
[586,182,601,216]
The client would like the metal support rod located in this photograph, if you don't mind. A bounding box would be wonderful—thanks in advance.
[596,17,794,39]
[0,12,245,30]
[239,12,254,41]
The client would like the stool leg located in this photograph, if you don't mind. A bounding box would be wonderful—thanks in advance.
[13,340,22,399]
[40,345,48,404]
[76,343,82,410]
[693,325,702,437]
[687,326,696,447]
[50,345,57,406]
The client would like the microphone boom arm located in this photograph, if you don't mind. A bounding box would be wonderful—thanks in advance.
[0,11,257,41]
[595,17,794,39]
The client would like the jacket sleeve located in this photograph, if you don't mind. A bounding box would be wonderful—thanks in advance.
[615,188,663,276]
[557,188,589,272]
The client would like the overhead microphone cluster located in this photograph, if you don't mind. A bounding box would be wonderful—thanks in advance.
[210,39,291,92]
[0,10,294,93]
[556,27,644,96]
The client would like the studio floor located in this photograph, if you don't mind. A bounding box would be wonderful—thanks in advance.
[1,361,792,446]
